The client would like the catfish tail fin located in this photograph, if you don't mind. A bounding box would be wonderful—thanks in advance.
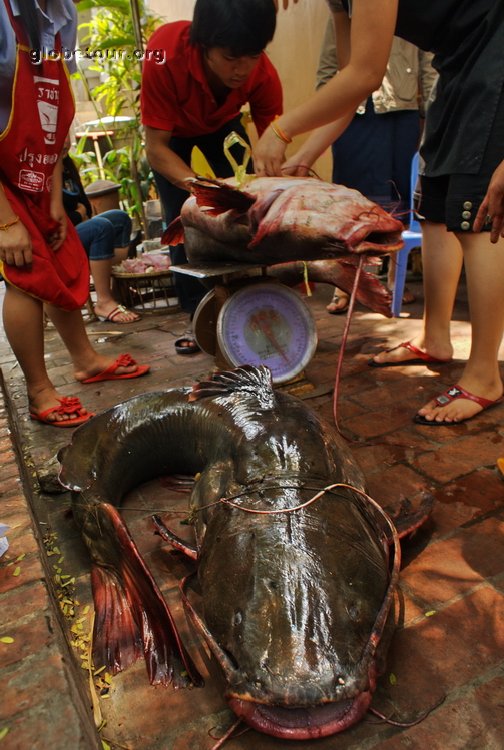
[90,504,203,688]
[190,178,256,215]
[162,216,184,246]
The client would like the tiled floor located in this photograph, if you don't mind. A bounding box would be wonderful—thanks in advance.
[0,275,503,750]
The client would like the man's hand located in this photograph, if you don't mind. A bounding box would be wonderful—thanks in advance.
[0,221,33,266]
[473,159,504,243]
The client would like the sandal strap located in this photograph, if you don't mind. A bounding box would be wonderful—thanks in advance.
[435,384,497,410]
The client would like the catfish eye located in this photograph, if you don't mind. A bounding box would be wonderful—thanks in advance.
[233,611,243,627]
[348,604,362,622]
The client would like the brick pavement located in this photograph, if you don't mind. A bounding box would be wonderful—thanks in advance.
[0,278,503,750]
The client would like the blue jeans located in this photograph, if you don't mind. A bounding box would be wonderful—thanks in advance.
[76,210,132,261]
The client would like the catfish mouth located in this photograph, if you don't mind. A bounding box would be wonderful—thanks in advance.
[227,690,373,740]
[354,233,404,254]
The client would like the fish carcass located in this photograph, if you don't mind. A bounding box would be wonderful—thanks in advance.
[163,176,404,266]
[58,365,429,741]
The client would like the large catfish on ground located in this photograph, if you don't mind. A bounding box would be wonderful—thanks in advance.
[163,176,404,265]
[58,365,429,741]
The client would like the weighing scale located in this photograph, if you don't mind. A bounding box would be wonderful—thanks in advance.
[173,265,318,386]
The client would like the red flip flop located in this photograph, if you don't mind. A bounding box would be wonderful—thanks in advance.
[30,396,95,428]
[80,353,150,384]
[369,340,452,368]
[414,384,503,426]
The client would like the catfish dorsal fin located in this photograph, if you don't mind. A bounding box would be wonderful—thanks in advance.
[190,178,256,215]
[189,365,275,409]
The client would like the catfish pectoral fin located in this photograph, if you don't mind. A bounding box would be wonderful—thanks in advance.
[90,504,203,688]
[162,216,184,246]
[384,493,435,542]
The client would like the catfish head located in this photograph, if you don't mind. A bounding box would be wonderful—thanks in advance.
[193,485,400,740]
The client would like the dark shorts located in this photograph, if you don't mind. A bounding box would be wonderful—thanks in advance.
[416,82,504,233]
[415,172,493,232]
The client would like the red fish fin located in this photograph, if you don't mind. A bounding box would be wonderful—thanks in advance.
[162,217,184,246]
[336,259,393,318]
[90,504,203,688]
[190,178,255,214]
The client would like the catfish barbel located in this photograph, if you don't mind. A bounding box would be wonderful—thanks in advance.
[58,365,427,741]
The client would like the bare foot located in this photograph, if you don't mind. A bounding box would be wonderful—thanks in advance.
[94,303,140,323]
[29,386,91,424]
[416,379,503,424]
[371,337,453,366]
[326,289,349,314]
[74,353,142,382]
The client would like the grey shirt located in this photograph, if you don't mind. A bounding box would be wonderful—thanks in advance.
[316,21,437,118]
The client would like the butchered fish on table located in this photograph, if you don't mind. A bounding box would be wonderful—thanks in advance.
[57,365,431,742]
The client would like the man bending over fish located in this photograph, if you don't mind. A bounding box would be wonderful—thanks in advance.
[141,0,282,355]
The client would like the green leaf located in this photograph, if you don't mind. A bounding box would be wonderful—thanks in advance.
[0,727,10,741]
[389,672,397,685]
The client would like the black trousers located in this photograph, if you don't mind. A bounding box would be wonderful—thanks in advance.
[154,116,251,315]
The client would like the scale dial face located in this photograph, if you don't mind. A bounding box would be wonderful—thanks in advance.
[216,282,317,384]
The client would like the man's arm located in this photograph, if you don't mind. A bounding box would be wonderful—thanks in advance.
[144,127,195,191]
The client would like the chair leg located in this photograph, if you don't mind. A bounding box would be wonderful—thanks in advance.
[391,248,410,317]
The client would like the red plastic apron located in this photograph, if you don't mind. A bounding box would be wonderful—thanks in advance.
[0,2,89,309]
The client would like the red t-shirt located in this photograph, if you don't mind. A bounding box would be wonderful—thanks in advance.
[140,21,283,137]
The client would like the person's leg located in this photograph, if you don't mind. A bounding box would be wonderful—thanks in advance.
[98,209,132,264]
[417,231,504,422]
[372,220,462,365]
[2,284,89,422]
[44,304,143,381]
[77,217,138,322]
[326,285,349,314]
